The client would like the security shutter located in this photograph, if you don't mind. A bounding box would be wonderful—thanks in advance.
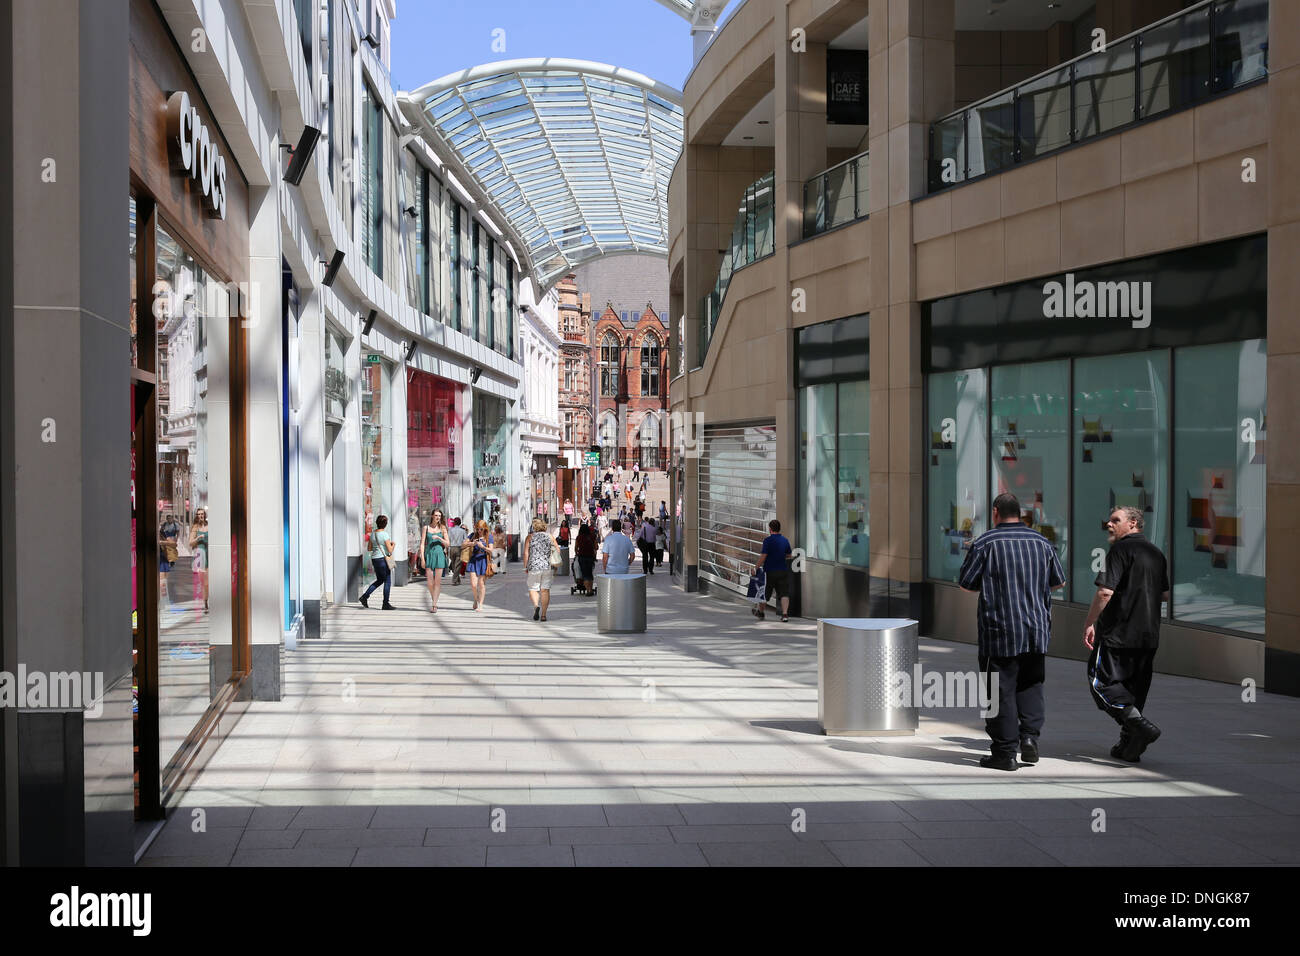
[698,422,776,595]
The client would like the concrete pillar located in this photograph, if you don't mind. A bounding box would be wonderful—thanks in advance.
[299,286,324,637]
[246,181,286,698]
[1265,1,1300,694]
[2,0,132,865]
[343,325,363,600]
[868,0,954,617]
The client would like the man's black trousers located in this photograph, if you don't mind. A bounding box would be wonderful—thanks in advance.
[1088,642,1156,724]
[978,651,1046,757]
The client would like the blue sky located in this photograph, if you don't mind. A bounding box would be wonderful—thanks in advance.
[390,0,700,93]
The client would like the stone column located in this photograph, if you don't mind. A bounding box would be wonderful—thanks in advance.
[2,0,132,865]
[869,0,954,618]
[1266,1,1300,694]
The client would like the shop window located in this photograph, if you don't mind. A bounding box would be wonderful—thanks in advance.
[798,384,837,562]
[1172,340,1266,633]
[836,380,869,567]
[360,354,392,590]
[1071,351,1169,601]
[927,368,989,582]
[991,361,1070,599]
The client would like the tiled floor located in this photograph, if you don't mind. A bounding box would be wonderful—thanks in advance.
[141,569,1300,866]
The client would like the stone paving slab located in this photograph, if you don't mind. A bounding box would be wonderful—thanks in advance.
[143,569,1300,867]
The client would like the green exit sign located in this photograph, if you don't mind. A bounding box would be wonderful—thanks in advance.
[365,354,382,364]
[584,452,601,465]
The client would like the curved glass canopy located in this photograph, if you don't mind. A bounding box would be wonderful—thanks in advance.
[410,60,684,290]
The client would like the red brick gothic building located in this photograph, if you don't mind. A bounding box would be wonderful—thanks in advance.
[592,302,670,470]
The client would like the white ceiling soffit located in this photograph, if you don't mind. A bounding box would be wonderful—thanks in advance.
[410,59,684,291]
[651,0,732,27]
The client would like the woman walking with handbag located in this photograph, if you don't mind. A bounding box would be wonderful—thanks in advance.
[522,518,559,622]
[422,508,450,612]
[360,514,395,610]
[466,520,491,611]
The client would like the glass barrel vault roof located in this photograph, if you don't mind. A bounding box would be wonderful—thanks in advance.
[410,60,684,290]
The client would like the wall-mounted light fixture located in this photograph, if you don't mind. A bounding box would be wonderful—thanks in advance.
[469,365,483,385]
[403,205,418,219]
[405,340,418,363]
[362,309,377,337]
[362,32,379,49]
[281,126,321,186]
[321,249,345,287]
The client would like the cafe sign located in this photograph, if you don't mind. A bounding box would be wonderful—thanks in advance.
[166,91,228,220]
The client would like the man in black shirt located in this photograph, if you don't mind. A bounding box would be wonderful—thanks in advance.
[1082,506,1170,763]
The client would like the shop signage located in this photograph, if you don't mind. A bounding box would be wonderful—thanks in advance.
[365,354,382,364]
[826,50,868,125]
[166,91,228,220]
[481,451,501,468]
[584,452,601,465]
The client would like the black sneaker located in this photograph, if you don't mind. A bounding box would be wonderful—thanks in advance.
[381,603,396,610]
[359,594,369,608]
[1111,732,1138,762]
[1020,738,1039,764]
[1120,710,1161,761]
[979,753,1018,771]
[534,607,541,621]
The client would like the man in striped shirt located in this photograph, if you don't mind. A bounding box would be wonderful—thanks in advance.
[959,493,1066,771]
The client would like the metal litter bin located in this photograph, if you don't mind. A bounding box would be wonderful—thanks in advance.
[596,573,646,633]
[818,618,919,735]
[556,545,570,577]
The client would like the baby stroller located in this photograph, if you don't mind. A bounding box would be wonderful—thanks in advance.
[569,553,597,596]
[746,567,767,619]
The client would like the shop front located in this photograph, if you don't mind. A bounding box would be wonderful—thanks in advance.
[473,392,511,529]
[531,454,559,522]
[128,0,251,817]
[407,369,463,551]
[361,351,396,591]
[924,235,1267,681]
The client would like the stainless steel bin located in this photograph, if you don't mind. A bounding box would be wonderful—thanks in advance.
[818,618,919,735]
[596,573,647,633]
[556,545,570,577]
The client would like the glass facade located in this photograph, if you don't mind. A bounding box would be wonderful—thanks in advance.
[362,82,384,277]
[473,392,509,525]
[360,353,393,589]
[925,346,1264,633]
[1172,340,1266,632]
[407,370,462,529]
[154,223,224,778]
[990,361,1070,596]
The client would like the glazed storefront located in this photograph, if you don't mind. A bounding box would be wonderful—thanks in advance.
[473,392,510,526]
[129,0,251,817]
[924,235,1267,678]
[407,369,463,534]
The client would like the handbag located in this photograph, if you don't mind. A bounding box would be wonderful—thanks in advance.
[549,537,561,569]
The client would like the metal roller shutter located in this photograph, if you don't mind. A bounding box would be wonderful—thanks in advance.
[698,421,776,595]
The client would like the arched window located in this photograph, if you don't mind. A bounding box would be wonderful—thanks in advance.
[600,332,620,397]
[599,411,619,466]
[640,331,660,398]
[638,411,661,469]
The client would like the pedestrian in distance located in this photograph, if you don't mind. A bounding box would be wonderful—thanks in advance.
[563,498,574,525]
[655,522,667,569]
[360,514,396,610]
[466,520,492,611]
[958,493,1066,770]
[421,508,450,613]
[574,520,598,595]
[658,500,668,523]
[522,517,558,621]
[1083,506,1170,763]
[447,516,467,585]
[753,519,792,622]
[637,517,657,574]
[600,517,636,575]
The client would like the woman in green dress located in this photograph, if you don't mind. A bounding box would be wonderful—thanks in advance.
[422,508,450,612]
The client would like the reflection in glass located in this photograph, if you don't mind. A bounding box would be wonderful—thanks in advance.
[836,380,869,567]
[991,362,1070,599]
[927,368,988,582]
[1071,351,1169,600]
[154,224,222,777]
[931,112,966,189]
[1173,340,1265,633]
[798,383,836,561]
[361,355,392,589]
[1018,67,1072,160]
[1075,41,1137,138]
[967,91,1015,178]
[1140,10,1211,119]
[1213,0,1269,91]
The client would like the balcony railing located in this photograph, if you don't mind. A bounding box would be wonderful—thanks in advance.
[803,150,869,238]
[928,0,1268,193]
[698,171,775,366]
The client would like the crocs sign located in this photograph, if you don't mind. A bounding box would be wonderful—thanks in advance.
[166,91,227,220]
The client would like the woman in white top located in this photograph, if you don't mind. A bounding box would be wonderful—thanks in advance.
[521,517,558,621]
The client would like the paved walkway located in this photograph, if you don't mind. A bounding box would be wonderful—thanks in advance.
[141,567,1300,866]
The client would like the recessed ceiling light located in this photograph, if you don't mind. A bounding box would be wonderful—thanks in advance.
[743,135,754,140]
[757,120,770,125]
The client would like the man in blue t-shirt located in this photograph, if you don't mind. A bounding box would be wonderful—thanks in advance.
[600,518,637,575]
[754,519,793,621]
